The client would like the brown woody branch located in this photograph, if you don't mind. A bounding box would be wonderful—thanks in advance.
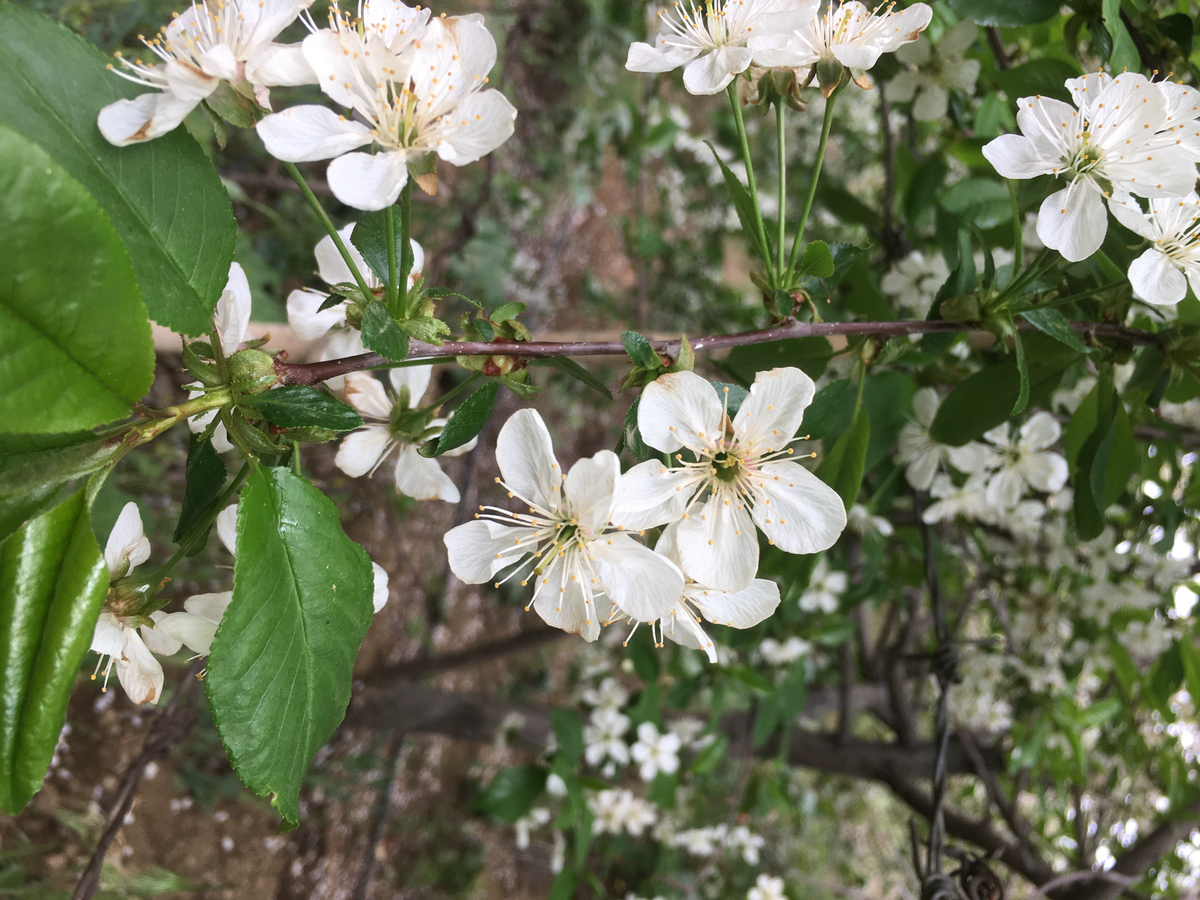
[272,319,1164,386]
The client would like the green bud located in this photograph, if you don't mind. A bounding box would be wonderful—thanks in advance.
[940,295,982,322]
[227,349,278,394]
[284,426,339,444]
[816,59,845,98]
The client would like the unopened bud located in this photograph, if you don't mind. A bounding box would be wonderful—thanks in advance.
[227,348,278,394]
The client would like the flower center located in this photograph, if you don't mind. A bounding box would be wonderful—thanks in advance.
[711,450,744,483]
[1066,136,1104,178]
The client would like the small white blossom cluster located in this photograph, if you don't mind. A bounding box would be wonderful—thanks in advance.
[673,823,766,865]
[888,21,980,121]
[591,788,659,836]
[445,367,846,654]
[985,71,1200,302]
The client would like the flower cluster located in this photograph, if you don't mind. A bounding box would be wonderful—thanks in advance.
[984,71,1200,296]
[444,367,844,654]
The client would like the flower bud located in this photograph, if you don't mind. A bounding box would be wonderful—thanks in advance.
[227,348,278,394]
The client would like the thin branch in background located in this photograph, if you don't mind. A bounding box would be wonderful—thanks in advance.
[72,662,203,900]
[986,27,1011,69]
[877,81,903,262]
[352,732,405,900]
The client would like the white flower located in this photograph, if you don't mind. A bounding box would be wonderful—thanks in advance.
[89,613,180,705]
[847,503,893,537]
[798,557,845,613]
[625,0,816,96]
[888,21,979,121]
[584,707,631,768]
[514,807,551,849]
[188,262,254,454]
[335,370,472,503]
[750,1,932,86]
[727,825,766,865]
[1108,192,1200,306]
[921,473,989,523]
[629,721,682,781]
[897,387,994,490]
[980,412,1068,509]
[97,0,311,146]
[287,225,425,340]
[371,562,390,612]
[154,592,233,656]
[748,873,787,900]
[216,503,238,556]
[758,635,810,666]
[590,789,657,836]
[256,14,517,210]
[674,824,727,856]
[612,368,846,592]
[104,502,152,580]
[880,251,949,318]
[581,676,629,711]
[982,73,1200,262]
[622,796,659,836]
[444,409,685,641]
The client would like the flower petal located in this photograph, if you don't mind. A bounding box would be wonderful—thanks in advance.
[372,562,390,613]
[626,40,699,73]
[97,91,198,146]
[444,519,522,583]
[661,600,717,662]
[981,134,1058,179]
[532,555,601,641]
[674,495,758,592]
[335,425,393,477]
[495,408,563,511]
[287,288,346,341]
[105,502,151,577]
[912,82,948,122]
[682,46,752,95]
[565,450,620,531]
[115,630,164,705]
[215,262,252,355]
[732,366,816,450]
[389,364,432,408]
[750,460,847,554]
[394,444,461,502]
[435,90,517,166]
[685,577,780,629]
[1129,248,1188,306]
[327,150,410,212]
[638,371,724,455]
[91,613,126,656]
[256,105,373,162]
[216,504,238,557]
[184,591,234,624]
[1037,180,1107,263]
[155,610,219,656]
[141,614,183,656]
[610,460,700,530]
[1019,411,1061,451]
[343,372,394,420]
[246,41,317,86]
[590,532,683,623]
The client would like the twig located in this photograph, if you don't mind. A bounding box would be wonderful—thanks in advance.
[352,732,405,900]
[72,662,202,900]
[986,27,1011,69]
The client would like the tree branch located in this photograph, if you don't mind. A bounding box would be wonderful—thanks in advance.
[273,319,1164,385]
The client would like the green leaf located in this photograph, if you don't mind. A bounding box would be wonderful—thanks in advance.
[550,710,584,766]
[0,488,108,814]
[704,141,770,265]
[0,483,71,547]
[946,0,1059,27]
[939,178,1011,230]
[0,6,236,335]
[1021,308,1094,354]
[351,209,405,288]
[429,382,498,457]
[803,379,854,441]
[711,383,749,417]
[0,125,154,433]
[489,301,527,324]
[650,771,678,808]
[905,159,948,225]
[1012,330,1030,416]
[243,386,364,432]
[530,357,613,400]
[361,301,409,362]
[778,660,807,720]
[0,432,124,501]
[1102,0,1140,73]
[173,437,226,545]
[1179,638,1200,712]
[620,331,660,369]
[816,404,870,509]
[1073,385,1117,540]
[993,59,1082,103]
[799,240,835,278]
[207,467,375,828]
[752,696,779,748]
[1065,382,1136,506]
[723,337,833,382]
[478,765,547,823]
[548,869,577,900]
[616,396,653,462]
[800,243,864,303]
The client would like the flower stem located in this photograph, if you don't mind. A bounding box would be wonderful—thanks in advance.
[1007,179,1023,281]
[282,161,375,301]
[775,99,787,278]
[785,87,839,284]
[431,372,483,411]
[398,180,415,316]
[727,82,775,280]
[385,203,399,315]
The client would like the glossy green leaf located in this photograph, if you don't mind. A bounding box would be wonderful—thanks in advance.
[489,301,527,325]
[427,381,498,457]
[616,396,653,462]
[478,765,547,823]
[803,379,854,441]
[704,141,771,265]
[710,382,749,416]
[621,331,660,369]
[0,125,154,433]
[946,0,1059,27]
[361,301,409,362]
[243,386,364,432]
[530,357,613,400]
[1102,0,1140,73]
[0,6,236,335]
[207,467,375,828]
[0,483,71,547]
[723,337,833,382]
[0,488,108,814]
[816,404,870,510]
[173,437,227,545]
[0,432,125,501]
[905,159,948,225]
[800,243,864,303]
[1021,308,1094,354]
[548,869,577,900]
[351,208,405,288]
[799,240,835,278]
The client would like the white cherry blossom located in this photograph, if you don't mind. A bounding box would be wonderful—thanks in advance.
[514,807,551,849]
[880,251,949,318]
[335,370,473,503]
[888,21,979,121]
[897,387,994,491]
[612,368,846,593]
[98,0,311,146]
[758,635,811,665]
[256,14,517,210]
[188,262,254,454]
[748,873,788,900]
[581,676,630,711]
[287,225,425,341]
[1109,192,1200,306]
[848,503,893,537]
[626,0,817,96]
[154,592,233,656]
[445,410,684,640]
[981,412,1069,509]
[104,502,152,580]
[921,472,989,523]
[798,556,845,613]
[584,707,632,767]
[982,73,1200,262]
[629,721,681,781]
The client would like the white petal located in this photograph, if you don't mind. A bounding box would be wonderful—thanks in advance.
[732,367,815,450]
[90,613,126,656]
[610,460,700,530]
[155,610,219,656]
[115,631,164,705]
[495,408,562,511]
[591,532,683,623]
[661,600,717,662]
[199,43,239,81]
[163,59,221,103]
[946,442,997,474]
[1019,411,1061,451]
[335,425,393,477]
[256,105,373,162]
[394,444,461,503]
[105,502,151,577]
[1037,181,1107,263]
[216,504,238,557]
[638,371,724,454]
[985,468,1025,509]
[436,90,517,166]
[444,519,521,583]
[372,562,390,613]
[982,134,1057,179]
[912,83,948,122]
[940,21,978,56]
[343,372,394,420]
[215,262,252,356]
[911,386,940,428]
[674,496,758,592]
[141,614,183,656]
[565,451,620,532]
[184,591,234,623]
[246,42,318,86]
[315,224,376,288]
[287,288,346,340]
[1129,248,1188,306]
[531,555,601,641]
[903,444,941,491]
[97,91,197,146]
[686,577,780,629]
[682,46,752,95]
[887,70,921,103]
[389,364,432,408]
[750,461,847,554]
[327,150,410,212]
[1017,451,1069,493]
[625,40,698,73]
